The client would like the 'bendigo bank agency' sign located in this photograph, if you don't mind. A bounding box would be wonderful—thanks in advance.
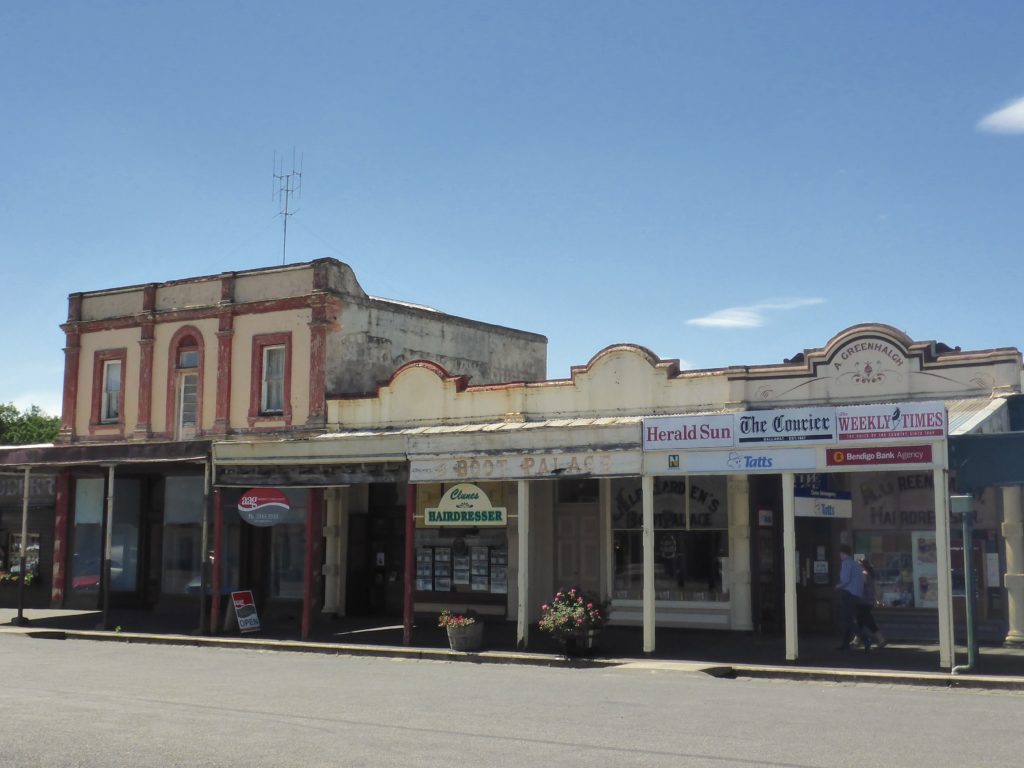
[424,483,508,527]
[643,401,946,450]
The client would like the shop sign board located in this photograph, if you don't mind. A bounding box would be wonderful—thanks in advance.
[409,450,641,482]
[826,444,934,467]
[835,401,946,442]
[644,402,946,453]
[735,407,836,445]
[237,487,290,526]
[794,489,853,518]
[230,590,261,633]
[424,483,507,527]
[642,414,734,449]
[683,447,818,474]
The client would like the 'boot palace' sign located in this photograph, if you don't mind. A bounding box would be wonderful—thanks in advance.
[424,483,507,527]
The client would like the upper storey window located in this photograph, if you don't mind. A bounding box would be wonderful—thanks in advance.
[262,346,285,414]
[91,348,127,432]
[249,333,292,425]
[101,360,122,422]
[167,328,204,441]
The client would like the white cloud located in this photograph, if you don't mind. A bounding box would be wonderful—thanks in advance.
[977,96,1024,134]
[686,298,825,329]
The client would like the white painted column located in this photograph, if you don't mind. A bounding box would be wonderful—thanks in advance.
[1001,485,1024,647]
[782,472,798,661]
[642,474,655,653]
[934,466,955,669]
[727,475,752,630]
[322,487,343,615]
[516,479,531,649]
[600,478,613,603]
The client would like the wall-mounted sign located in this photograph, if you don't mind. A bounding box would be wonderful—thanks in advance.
[685,447,817,474]
[836,402,946,442]
[735,407,836,445]
[424,483,507,527]
[642,414,734,450]
[238,487,290,527]
[794,489,853,518]
[410,451,641,482]
[826,444,934,467]
[644,402,946,453]
[230,590,261,633]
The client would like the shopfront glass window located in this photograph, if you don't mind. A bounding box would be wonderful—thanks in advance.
[611,476,729,602]
[111,479,141,592]
[71,477,105,592]
[162,475,204,595]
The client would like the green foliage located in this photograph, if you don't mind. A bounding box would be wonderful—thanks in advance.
[0,403,60,445]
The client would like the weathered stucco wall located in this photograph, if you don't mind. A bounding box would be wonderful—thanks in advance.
[325,297,547,395]
[76,327,141,437]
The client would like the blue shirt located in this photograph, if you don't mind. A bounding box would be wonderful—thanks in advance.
[838,557,864,599]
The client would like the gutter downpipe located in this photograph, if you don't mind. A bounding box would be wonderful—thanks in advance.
[951,495,977,675]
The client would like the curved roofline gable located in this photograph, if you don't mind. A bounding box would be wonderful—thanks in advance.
[386,359,470,393]
[566,343,680,382]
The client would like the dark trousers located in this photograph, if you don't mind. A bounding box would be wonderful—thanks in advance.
[856,602,878,635]
[838,590,865,646]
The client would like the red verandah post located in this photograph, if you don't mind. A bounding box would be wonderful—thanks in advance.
[403,482,415,646]
[302,489,324,640]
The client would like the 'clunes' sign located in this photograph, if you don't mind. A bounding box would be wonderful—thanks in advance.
[425,483,507,527]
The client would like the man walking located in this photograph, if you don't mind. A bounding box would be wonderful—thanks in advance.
[834,544,867,651]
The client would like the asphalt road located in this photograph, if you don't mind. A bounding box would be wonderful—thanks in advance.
[0,634,1021,768]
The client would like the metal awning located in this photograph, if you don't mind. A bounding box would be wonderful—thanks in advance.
[0,441,210,468]
[946,397,1009,436]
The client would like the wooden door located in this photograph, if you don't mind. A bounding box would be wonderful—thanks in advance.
[554,503,601,596]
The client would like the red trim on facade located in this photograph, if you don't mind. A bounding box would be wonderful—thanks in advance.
[67,296,313,334]
[214,312,234,435]
[50,469,71,606]
[248,332,292,427]
[59,332,81,442]
[89,348,127,437]
[164,325,206,440]
[135,327,155,438]
[306,297,334,427]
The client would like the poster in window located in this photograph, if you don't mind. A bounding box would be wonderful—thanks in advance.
[912,531,938,608]
[470,546,489,576]
[490,567,508,594]
[434,547,452,591]
[453,555,471,586]
[416,547,434,591]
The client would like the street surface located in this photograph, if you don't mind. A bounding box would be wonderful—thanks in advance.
[0,634,1020,767]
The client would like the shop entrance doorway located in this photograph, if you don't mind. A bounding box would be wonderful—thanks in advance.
[795,517,838,635]
[554,501,601,597]
[345,484,405,617]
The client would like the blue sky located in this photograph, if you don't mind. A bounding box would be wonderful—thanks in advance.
[3,2,1023,417]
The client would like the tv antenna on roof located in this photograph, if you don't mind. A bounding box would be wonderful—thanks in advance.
[273,149,303,264]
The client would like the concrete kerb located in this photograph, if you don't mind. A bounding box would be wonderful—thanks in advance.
[3,624,1023,690]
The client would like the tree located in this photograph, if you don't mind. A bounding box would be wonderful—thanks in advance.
[0,403,60,445]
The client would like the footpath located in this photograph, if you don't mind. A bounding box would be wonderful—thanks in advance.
[3,608,1023,692]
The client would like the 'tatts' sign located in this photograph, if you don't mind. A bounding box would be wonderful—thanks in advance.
[424,483,507,527]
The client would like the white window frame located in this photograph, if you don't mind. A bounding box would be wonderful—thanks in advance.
[101,359,122,423]
[261,345,286,415]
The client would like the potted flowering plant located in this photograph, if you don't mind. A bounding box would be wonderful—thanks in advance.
[438,608,483,651]
[538,587,605,655]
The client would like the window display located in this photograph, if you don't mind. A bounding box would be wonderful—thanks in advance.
[611,477,729,602]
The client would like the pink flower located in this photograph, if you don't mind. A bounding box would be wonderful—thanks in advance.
[586,602,593,609]
[542,604,549,611]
